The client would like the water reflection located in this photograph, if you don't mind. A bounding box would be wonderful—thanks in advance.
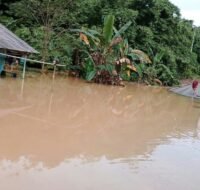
[0,76,200,190]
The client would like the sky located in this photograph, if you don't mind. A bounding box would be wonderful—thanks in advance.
[170,0,200,26]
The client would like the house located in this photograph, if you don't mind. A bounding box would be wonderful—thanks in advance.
[0,23,38,75]
[0,23,38,54]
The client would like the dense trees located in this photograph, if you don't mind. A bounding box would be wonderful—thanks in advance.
[0,0,199,85]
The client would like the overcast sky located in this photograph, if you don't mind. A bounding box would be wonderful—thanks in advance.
[170,0,200,26]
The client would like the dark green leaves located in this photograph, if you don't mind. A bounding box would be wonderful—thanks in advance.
[103,15,115,44]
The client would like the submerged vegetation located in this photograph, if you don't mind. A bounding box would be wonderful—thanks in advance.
[0,0,200,86]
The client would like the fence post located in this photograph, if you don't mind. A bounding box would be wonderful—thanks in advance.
[22,56,27,79]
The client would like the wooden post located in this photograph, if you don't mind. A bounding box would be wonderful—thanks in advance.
[22,56,27,79]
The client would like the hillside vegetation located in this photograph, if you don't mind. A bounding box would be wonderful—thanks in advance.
[1,0,200,86]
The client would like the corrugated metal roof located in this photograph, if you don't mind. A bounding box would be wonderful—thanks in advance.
[0,23,38,54]
[170,85,200,99]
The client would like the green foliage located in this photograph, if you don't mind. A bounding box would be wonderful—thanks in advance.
[0,0,200,86]
[84,58,96,81]
[103,15,115,44]
[114,21,132,39]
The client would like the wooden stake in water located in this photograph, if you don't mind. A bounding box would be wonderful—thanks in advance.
[52,59,58,79]
[22,56,27,79]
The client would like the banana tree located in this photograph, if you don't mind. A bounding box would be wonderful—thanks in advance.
[71,15,132,85]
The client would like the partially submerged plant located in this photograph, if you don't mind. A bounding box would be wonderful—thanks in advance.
[71,15,134,86]
[71,15,174,86]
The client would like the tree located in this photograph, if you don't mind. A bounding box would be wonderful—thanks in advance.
[0,0,199,84]
[10,0,75,65]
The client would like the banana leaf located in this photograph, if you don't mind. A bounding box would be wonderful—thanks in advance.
[86,70,96,81]
[103,15,115,44]
[70,29,100,43]
[113,21,132,38]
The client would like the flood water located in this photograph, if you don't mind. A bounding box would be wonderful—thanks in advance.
[0,75,200,190]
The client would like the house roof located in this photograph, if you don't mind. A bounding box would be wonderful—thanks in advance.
[0,23,38,54]
[170,84,200,99]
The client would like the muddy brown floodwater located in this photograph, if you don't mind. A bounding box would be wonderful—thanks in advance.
[0,75,200,190]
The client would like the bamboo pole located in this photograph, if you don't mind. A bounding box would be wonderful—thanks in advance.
[0,52,65,67]
[0,52,65,79]
[22,56,27,79]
